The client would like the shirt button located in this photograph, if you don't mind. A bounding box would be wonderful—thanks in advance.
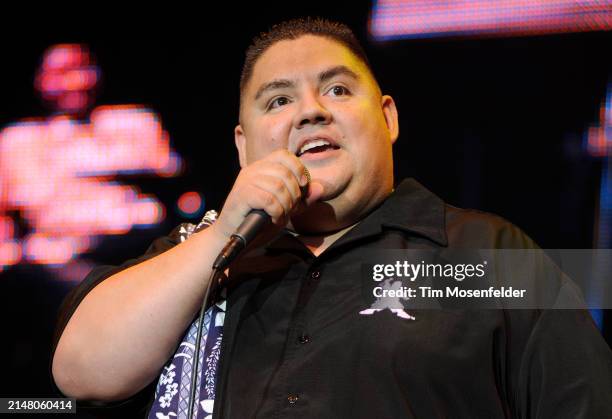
[310,270,321,280]
[298,334,310,344]
[287,394,299,404]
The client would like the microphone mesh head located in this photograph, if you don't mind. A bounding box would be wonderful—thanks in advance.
[304,167,311,184]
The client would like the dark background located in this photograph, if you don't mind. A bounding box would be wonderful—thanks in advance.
[1,1,610,399]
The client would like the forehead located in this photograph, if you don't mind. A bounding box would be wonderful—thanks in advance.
[245,35,371,96]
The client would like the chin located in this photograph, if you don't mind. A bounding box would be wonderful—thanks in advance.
[311,172,352,201]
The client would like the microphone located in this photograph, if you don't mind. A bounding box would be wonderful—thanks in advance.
[212,168,310,271]
[212,209,271,270]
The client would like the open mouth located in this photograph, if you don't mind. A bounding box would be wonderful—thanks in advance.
[296,139,340,157]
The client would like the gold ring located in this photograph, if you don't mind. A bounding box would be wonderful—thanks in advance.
[304,167,311,184]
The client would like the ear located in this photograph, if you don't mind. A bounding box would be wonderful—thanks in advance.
[234,124,248,168]
[381,95,399,144]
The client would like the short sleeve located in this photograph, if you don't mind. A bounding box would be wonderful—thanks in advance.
[49,220,211,414]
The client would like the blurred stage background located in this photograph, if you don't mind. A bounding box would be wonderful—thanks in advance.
[1,1,610,398]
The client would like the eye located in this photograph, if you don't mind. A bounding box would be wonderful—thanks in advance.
[268,96,291,110]
[327,85,350,97]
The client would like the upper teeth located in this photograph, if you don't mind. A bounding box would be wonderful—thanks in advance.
[299,139,331,155]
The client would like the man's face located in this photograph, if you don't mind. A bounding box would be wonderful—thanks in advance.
[236,35,399,232]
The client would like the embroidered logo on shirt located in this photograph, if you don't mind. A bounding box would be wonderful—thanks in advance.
[359,278,416,320]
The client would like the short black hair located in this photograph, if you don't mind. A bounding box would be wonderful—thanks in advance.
[240,17,375,94]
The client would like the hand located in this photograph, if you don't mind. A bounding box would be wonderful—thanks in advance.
[212,149,323,240]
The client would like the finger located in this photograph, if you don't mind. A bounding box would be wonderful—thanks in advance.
[304,181,324,205]
[247,185,286,223]
[266,149,309,187]
[254,175,294,219]
[258,163,302,203]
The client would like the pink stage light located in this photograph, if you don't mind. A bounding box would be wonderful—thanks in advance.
[370,0,612,40]
[0,216,14,241]
[586,85,611,157]
[35,44,99,114]
[0,241,21,271]
[0,113,179,265]
[177,191,204,217]
[0,44,184,271]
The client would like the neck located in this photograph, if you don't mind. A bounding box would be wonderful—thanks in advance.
[290,222,358,257]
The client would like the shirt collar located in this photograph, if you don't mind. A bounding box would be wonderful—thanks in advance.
[375,177,448,246]
[266,178,448,253]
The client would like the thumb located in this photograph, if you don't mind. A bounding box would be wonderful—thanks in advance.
[304,181,325,206]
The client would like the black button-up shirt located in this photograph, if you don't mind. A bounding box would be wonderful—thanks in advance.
[52,178,612,418]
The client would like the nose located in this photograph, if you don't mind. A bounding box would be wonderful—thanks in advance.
[293,91,332,129]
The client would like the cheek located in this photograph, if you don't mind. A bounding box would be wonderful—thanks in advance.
[338,102,386,148]
[336,103,392,172]
[343,97,378,125]
[247,117,292,160]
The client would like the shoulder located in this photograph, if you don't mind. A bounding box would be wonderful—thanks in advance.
[444,205,538,249]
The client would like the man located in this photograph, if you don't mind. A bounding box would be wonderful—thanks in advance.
[52,18,611,418]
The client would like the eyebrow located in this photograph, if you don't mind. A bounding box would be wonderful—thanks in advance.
[253,65,360,101]
[254,79,295,101]
[318,65,359,84]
